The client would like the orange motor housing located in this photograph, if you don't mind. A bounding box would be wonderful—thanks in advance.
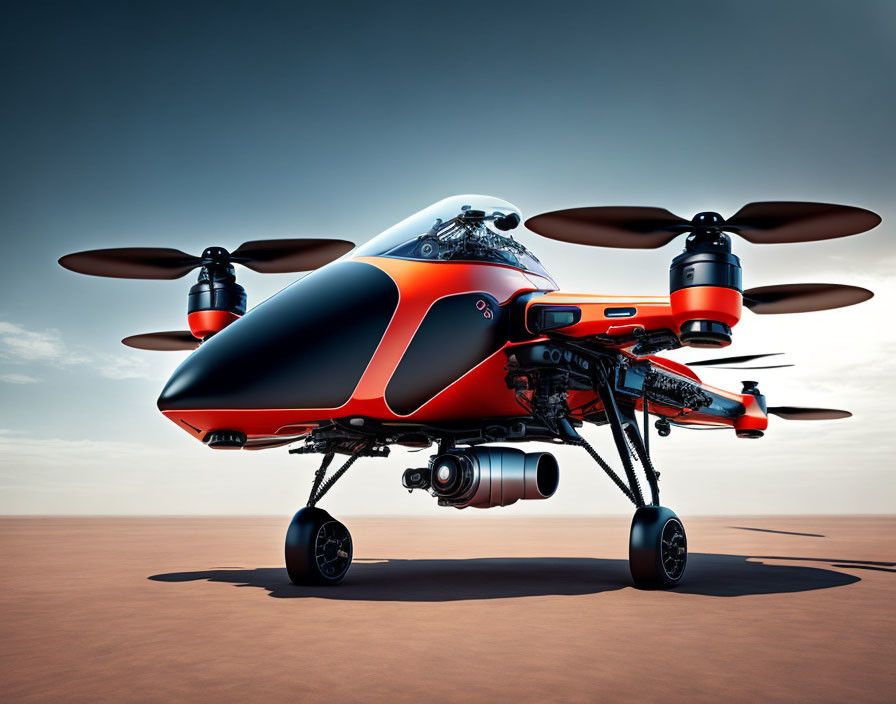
[671,286,742,340]
[188,310,242,339]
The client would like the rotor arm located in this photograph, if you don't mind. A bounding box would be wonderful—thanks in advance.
[522,292,684,358]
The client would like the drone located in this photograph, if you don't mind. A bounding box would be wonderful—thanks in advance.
[59,196,880,588]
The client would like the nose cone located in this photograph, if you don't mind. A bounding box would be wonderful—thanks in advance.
[158,261,399,412]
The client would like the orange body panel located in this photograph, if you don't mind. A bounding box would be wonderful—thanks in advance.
[735,395,769,433]
[524,292,674,338]
[670,286,742,329]
[347,256,548,415]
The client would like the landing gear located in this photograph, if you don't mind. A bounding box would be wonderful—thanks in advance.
[285,507,353,585]
[560,366,688,588]
[629,506,687,588]
[284,441,388,586]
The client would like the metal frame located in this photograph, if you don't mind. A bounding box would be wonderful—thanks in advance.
[287,339,676,510]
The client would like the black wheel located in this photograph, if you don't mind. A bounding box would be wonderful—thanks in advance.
[285,507,353,585]
[629,506,687,588]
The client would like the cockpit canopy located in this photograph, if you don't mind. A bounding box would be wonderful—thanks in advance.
[354,195,552,279]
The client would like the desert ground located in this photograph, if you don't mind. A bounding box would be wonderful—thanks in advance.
[1,515,894,703]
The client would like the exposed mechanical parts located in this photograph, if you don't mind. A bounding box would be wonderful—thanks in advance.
[382,204,548,276]
[642,367,712,410]
[505,343,593,433]
[507,344,712,428]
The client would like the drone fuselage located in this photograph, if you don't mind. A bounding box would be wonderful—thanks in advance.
[157,253,764,449]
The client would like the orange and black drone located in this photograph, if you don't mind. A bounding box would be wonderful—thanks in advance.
[59,196,880,588]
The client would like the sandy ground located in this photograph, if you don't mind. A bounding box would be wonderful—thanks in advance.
[0,515,894,703]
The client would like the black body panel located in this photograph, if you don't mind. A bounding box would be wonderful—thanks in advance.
[158,261,398,411]
[385,293,508,415]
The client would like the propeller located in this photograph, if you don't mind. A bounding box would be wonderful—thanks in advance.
[766,406,852,421]
[702,364,794,370]
[525,201,880,249]
[686,352,794,370]
[58,238,355,279]
[742,283,873,314]
[741,382,852,422]
[687,353,783,367]
[121,331,199,351]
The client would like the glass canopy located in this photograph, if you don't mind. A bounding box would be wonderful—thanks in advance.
[354,195,552,279]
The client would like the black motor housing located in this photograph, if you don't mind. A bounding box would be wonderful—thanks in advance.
[187,277,247,317]
[186,264,247,339]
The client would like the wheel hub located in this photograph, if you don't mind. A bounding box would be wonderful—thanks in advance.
[661,519,687,580]
[314,521,352,580]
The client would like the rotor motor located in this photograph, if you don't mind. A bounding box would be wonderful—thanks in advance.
[186,248,248,340]
[525,201,880,348]
[58,237,354,350]
[734,380,768,439]
[669,216,743,348]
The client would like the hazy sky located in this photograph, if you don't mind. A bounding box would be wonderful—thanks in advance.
[1,1,894,515]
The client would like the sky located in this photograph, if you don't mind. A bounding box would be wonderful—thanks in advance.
[1,0,894,515]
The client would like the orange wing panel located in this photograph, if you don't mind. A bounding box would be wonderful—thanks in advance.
[524,291,674,338]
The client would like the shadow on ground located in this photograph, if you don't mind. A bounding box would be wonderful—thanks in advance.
[148,553,871,601]
[730,526,826,538]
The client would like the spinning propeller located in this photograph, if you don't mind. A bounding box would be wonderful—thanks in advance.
[687,363,853,419]
[60,238,356,350]
[765,406,852,421]
[742,380,852,422]
[741,283,873,315]
[686,352,793,370]
[121,331,199,352]
[526,201,879,318]
[58,239,355,279]
[525,201,880,248]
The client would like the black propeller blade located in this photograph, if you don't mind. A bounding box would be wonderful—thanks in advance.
[525,201,880,248]
[59,248,201,279]
[121,331,199,351]
[59,239,355,279]
[705,364,795,370]
[726,202,882,244]
[230,239,355,274]
[743,283,873,314]
[686,353,795,370]
[687,353,784,367]
[524,207,689,249]
[767,406,852,421]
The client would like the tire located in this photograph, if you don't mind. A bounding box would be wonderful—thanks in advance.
[285,507,353,585]
[629,506,687,588]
